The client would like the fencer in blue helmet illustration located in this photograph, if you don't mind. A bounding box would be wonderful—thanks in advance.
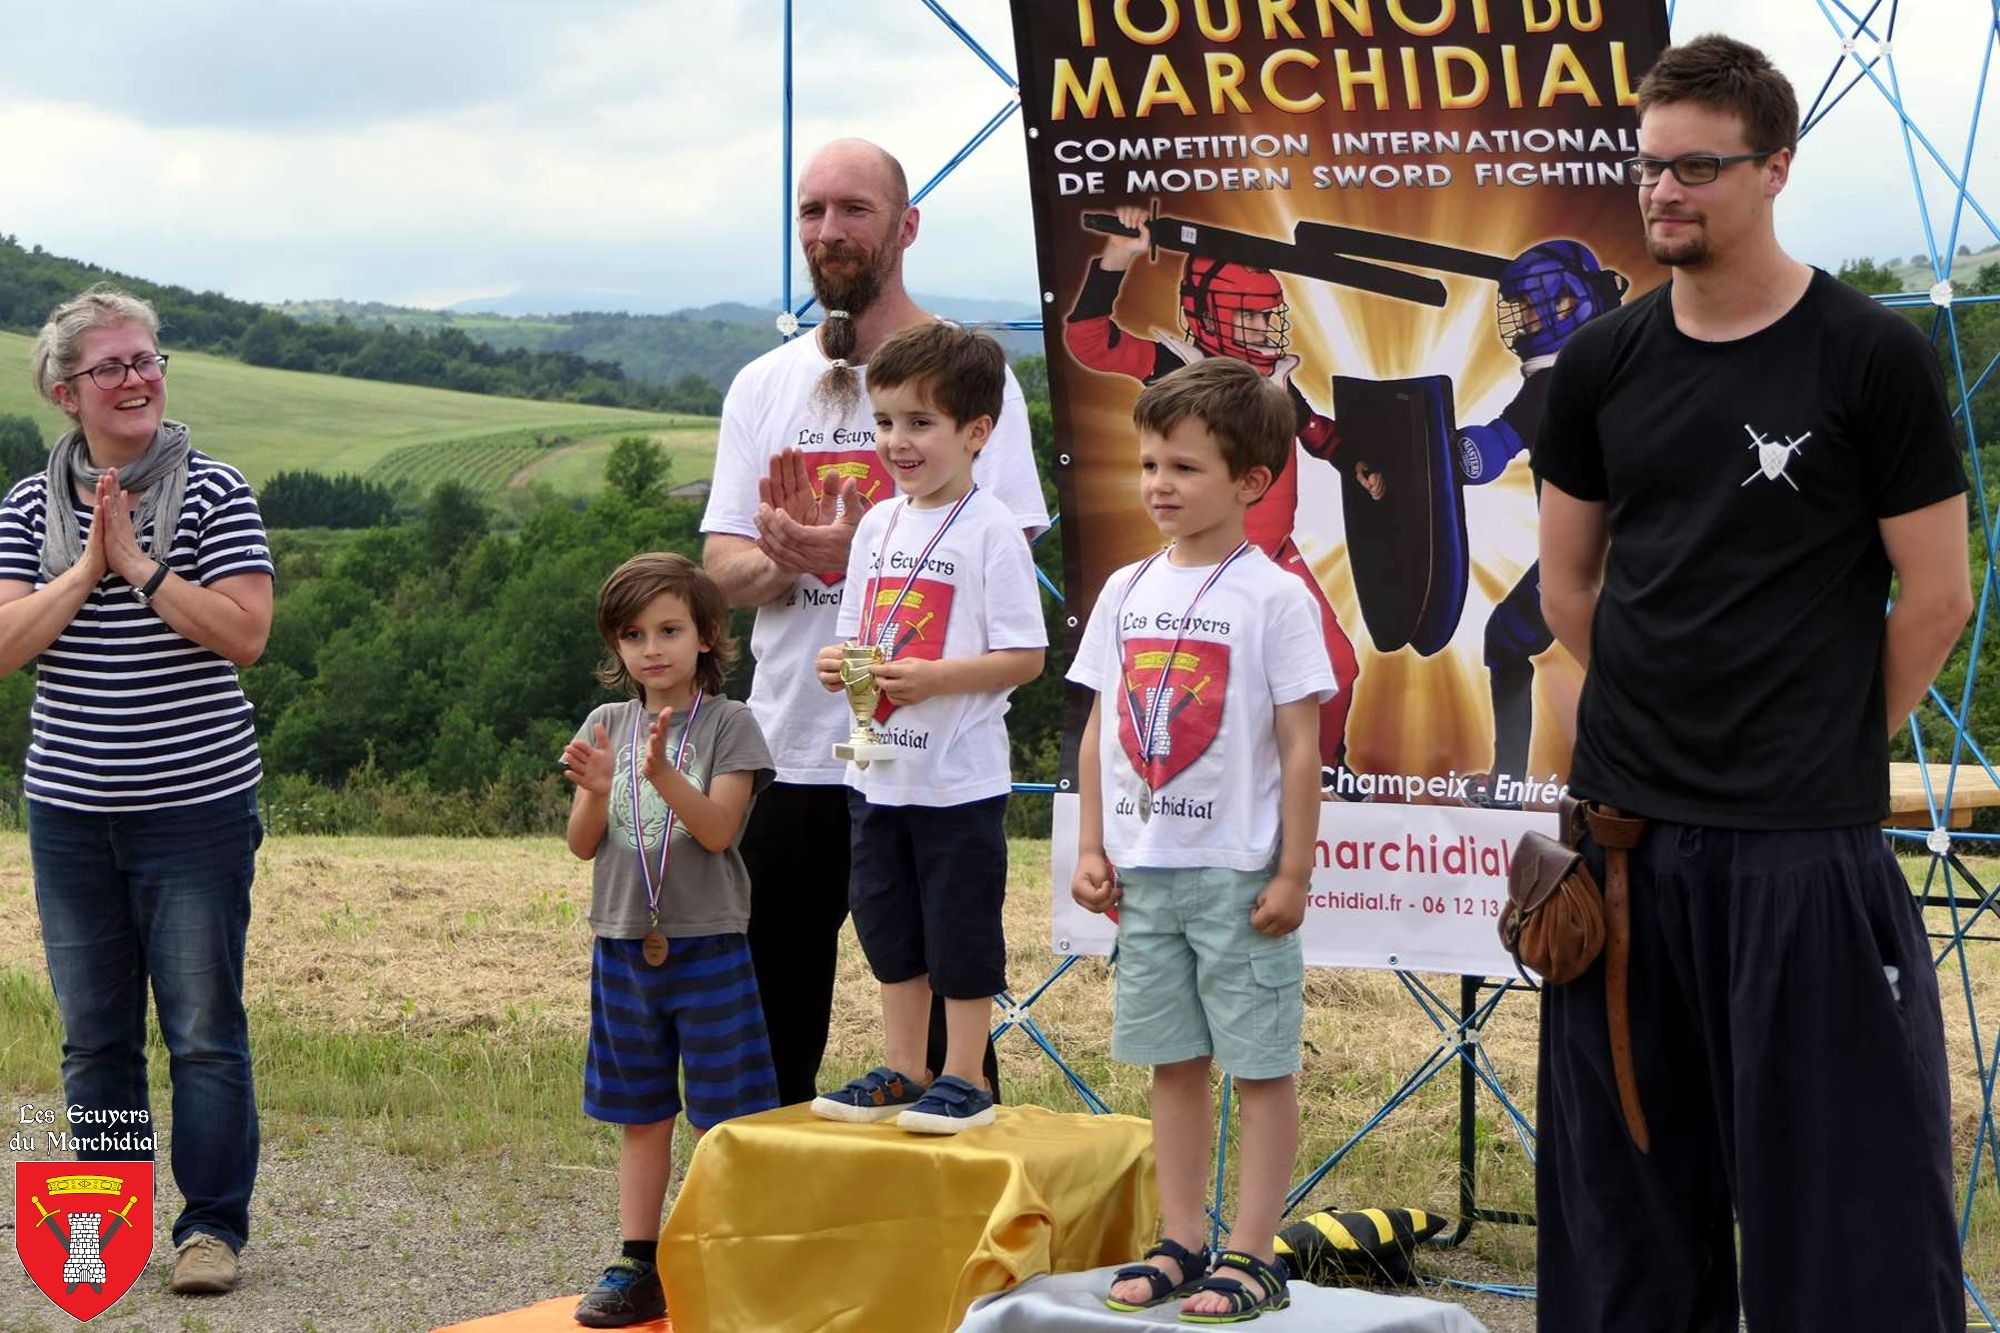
[1461,240,1629,806]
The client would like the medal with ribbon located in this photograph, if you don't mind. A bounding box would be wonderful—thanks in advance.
[1113,542,1252,823]
[628,690,704,965]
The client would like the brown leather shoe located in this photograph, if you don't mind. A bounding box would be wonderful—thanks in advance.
[170,1233,240,1294]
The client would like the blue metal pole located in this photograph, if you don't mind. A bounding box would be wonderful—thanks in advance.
[781,0,795,339]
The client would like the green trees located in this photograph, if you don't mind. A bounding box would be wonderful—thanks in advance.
[0,415,45,488]
[259,471,397,529]
[604,436,671,503]
[246,483,718,833]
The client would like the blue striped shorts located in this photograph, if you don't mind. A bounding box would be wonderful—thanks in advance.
[584,933,780,1129]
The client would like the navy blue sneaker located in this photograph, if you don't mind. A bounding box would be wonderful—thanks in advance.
[897,1074,996,1134]
[811,1066,927,1123]
[574,1257,665,1328]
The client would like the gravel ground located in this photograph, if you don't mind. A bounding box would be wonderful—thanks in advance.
[1,1107,617,1333]
[0,1101,1535,1333]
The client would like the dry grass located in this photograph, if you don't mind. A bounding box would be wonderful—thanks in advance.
[1,834,1997,1312]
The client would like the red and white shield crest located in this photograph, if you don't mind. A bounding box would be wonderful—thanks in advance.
[1116,637,1231,791]
[14,1161,154,1321]
[864,575,955,719]
[802,451,895,585]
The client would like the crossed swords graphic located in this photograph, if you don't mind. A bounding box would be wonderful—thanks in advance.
[29,1194,138,1292]
[1742,424,1811,490]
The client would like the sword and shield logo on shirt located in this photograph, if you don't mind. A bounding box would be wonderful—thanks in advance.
[14,1161,154,1322]
[860,577,956,720]
[1115,638,1232,797]
[800,451,895,584]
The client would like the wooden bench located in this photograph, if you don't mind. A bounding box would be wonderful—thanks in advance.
[1886,762,2000,829]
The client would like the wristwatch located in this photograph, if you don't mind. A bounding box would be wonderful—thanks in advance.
[132,560,169,607]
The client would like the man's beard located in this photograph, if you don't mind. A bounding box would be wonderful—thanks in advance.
[806,233,893,416]
[1645,213,1709,267]
[807,238,889,317]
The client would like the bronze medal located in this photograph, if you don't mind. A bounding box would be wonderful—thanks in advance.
[642,928,669,967]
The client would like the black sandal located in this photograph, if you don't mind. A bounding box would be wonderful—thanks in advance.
[1103,1237,1211,1312]
[1176,1249,1290,1324]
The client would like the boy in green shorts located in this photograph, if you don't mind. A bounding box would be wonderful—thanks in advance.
[1068,358,1335,1322]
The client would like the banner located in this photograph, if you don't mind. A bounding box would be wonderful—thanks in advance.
[1010,0,1669,973]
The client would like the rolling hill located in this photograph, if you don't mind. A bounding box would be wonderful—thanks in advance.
[276,293,1049,392]
[0,330,716,497]
[1887,241,2000,292]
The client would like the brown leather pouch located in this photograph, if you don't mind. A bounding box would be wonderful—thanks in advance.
[1498,808,1605,985]
[1499,796,1652,1153]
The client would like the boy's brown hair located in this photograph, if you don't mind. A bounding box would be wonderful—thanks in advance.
[1636,33,1799,156]
[1132,358,1293,480]
[866,321,1006,429]
[594,552,736,697]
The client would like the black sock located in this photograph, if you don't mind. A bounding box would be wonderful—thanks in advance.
[622,1238,657,1267]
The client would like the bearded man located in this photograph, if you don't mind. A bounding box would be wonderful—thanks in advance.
[701,139,1049,1106]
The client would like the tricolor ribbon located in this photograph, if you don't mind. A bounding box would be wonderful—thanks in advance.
[862,485,979,654]
[1112,542,1252,782]
[628,689,705,924]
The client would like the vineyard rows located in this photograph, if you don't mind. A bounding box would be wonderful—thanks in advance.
[366,426,618,495]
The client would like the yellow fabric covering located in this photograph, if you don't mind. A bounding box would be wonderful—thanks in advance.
[659,1103,1157,1333]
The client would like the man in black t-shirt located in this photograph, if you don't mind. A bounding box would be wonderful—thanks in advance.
[1531,35,1970,1332]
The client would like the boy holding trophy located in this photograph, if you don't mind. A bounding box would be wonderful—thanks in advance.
[809,323,1046,1133]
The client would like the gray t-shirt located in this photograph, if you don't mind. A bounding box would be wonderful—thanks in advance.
[574,695,773,938]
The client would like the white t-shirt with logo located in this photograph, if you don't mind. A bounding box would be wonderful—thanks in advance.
[832,489,1047,807]
[1068,547,1337,872]
[703,331,1050,784]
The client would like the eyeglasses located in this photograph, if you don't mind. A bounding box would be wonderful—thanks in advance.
[63,354,169,391]
[1619,152,1771,187]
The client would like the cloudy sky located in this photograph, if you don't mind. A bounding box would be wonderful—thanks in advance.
[0,0,1992,316]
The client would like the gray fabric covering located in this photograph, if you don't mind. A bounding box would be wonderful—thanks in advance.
[957,1265,1490,1332]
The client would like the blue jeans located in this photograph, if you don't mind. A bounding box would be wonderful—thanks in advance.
[31,789,262,1252]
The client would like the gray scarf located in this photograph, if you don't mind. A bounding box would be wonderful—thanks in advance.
[40,420,192,581]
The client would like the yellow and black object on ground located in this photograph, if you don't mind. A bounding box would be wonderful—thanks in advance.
[1275,1208,1449,1288]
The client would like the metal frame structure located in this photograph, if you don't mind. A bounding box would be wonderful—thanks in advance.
[769,0,2000,1320]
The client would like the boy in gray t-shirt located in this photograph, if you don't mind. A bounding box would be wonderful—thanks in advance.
[560,552,777,1328]
[573,692,768,938]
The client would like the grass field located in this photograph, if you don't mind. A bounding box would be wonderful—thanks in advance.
[505,421,720,494]
[0,330,712,495]
[0,834,1995,1323]
[1888,242,2000,291]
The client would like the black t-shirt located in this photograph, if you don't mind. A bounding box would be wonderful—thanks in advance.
[1532,269,1965,828]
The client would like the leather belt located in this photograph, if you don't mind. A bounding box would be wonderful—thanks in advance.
[1583,803,1650,1154]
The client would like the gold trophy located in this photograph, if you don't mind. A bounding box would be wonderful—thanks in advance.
[832,642,898,767]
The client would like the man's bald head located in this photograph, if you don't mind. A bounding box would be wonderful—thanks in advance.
[799,138,909,212]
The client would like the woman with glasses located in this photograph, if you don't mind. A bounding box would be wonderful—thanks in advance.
[3,284,273,1297]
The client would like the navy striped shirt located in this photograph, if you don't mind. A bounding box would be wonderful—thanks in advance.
[0,451,274,812]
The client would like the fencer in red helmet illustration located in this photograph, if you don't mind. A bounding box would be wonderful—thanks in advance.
[1066,203,1360,779]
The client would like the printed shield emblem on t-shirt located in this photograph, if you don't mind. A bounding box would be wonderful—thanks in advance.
[802,451,896,584]
[1116,636,1230,791]
[864,576,954,720]
[1741,423,1810,491]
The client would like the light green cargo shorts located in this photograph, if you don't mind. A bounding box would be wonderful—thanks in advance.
[1109,864,1305,1080]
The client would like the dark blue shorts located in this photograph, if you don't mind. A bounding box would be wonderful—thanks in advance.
[847,792,1008,999]
[584,933,779,1129]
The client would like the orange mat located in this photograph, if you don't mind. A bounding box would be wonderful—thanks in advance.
[432,1295,671,1332]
